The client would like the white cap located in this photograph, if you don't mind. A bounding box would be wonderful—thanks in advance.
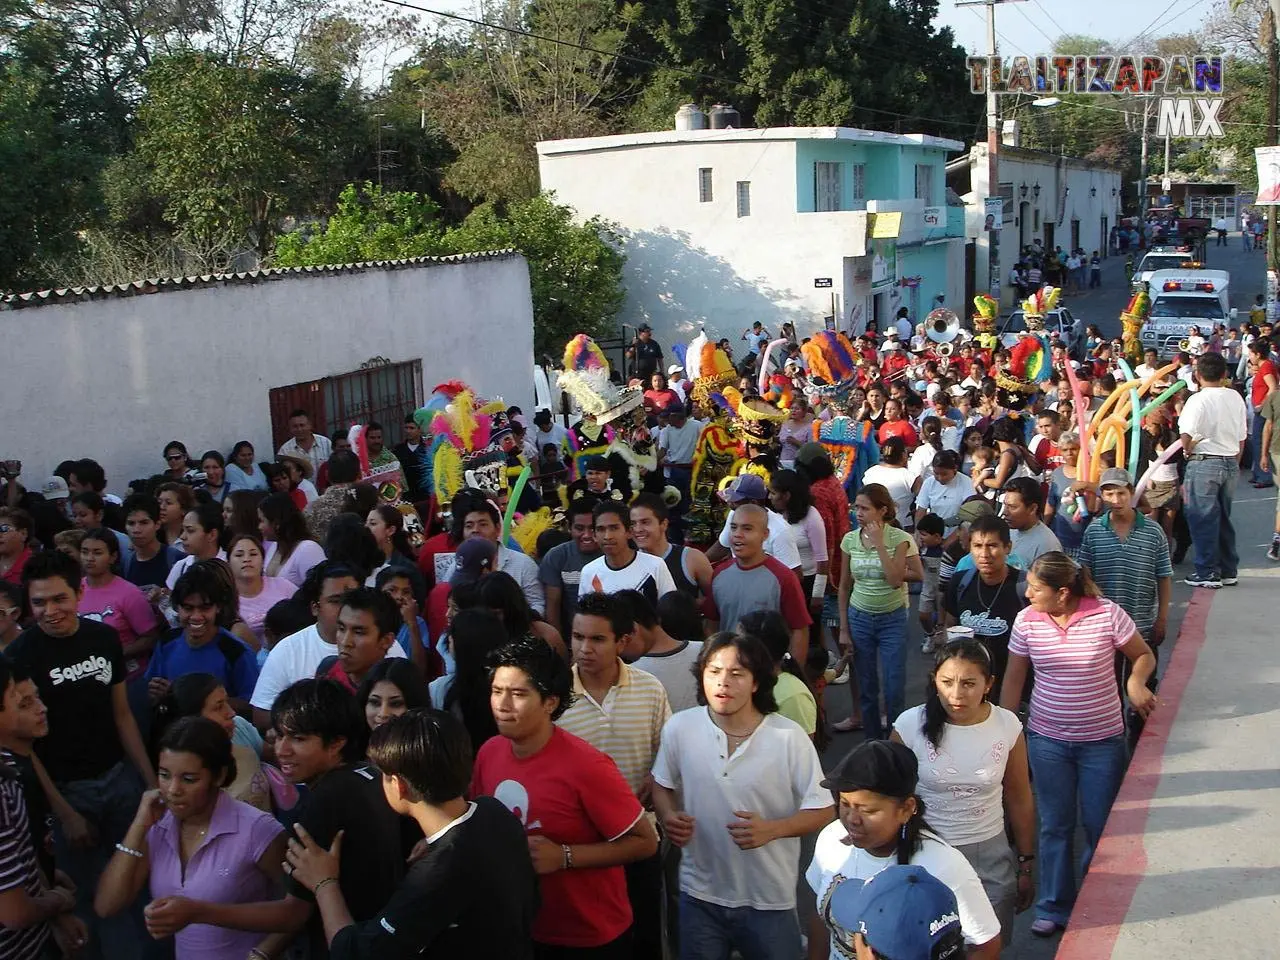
[667,364,684,377]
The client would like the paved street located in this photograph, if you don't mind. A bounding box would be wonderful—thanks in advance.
[1058,238,1266,342]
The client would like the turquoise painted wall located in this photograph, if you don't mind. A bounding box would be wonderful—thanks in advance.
[897,243,950,310]
[794,140,947,212]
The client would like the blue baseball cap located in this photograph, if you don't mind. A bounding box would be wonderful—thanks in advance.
[826,865,965,960]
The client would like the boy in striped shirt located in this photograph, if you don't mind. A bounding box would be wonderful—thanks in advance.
[559,591,671,959]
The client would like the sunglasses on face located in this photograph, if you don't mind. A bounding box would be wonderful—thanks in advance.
[166,455,185,462]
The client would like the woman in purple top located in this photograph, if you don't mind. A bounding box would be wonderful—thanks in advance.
[94,716,286,960]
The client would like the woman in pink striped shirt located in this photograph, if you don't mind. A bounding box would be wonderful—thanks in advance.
[999,552,1157,939]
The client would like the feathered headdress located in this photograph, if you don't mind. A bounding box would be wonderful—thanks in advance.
[557,334,643,424]
[995,333,1051,397]
[763,373,795,410]
[802,331,860,397]
[428,385,510,503]
[971,294,999,334]
[687,330,736,407]
[1021,286,1061,330]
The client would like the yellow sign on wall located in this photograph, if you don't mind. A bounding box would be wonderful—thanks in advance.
[867,212,902,239]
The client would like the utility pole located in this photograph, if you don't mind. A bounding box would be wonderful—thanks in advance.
[1138,97,1153,223]
[1267,2,1278,308]
[956,0,1026,306]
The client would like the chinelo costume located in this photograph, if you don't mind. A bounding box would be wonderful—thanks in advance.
[995,287,1056,412]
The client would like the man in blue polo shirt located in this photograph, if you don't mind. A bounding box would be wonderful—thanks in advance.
[145,562,259,711]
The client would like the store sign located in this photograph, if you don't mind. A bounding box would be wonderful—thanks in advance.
[923,206,944,228]
[814,278,833,288]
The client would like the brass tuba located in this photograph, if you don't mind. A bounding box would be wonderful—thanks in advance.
[925,308,961,344]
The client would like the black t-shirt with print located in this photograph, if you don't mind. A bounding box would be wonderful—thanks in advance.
[944,567,1026,699]
[6,620,125,783]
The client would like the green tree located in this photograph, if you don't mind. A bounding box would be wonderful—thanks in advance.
[136,52,366,256]
[272,186,625,357]
[442,194,625,356]
[0,9,102,290]
[273,182,445,265]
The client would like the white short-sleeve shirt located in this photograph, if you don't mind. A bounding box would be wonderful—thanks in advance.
[652,709,830,910]
[250,624,405,711]
[717,509,802,570]
[893,704,1023,846]
[806,824,1001,954]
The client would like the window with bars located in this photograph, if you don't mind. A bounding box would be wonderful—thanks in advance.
[268,358,424,452]
[915,164,935,206]
[736,181,751,217]
[815,162,843,211]
[698,168,713,203]
[851,164,866,202]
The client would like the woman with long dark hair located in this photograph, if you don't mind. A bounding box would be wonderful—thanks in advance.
[225,441,269,492]
[222,489,267,541]
[834,483,923,738]
[768,469,828,646]
[861,436,918,531]
[471,571,566,658]
[199,451,228,504]
[1000,551,1157,937]
[161,441,199,483]
[431,608,506,748]
[891,639,1035,944]
[357,658,431,731]
[365,505,416,585]
[257,492,325,587]
[805,740,1002,958]
[152,672,269,811]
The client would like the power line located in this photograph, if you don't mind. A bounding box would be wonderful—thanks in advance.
[1120,0,1183,50]
[1008,4,1055,49]
[374,0,984,133]
[1028,0,1069,45]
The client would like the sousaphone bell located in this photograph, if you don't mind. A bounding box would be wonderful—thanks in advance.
[925,308,960,356]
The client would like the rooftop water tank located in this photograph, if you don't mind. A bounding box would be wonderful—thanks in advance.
[708,104,742,130]
[675,103,708,131]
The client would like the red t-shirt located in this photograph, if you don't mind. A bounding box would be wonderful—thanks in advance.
[643,388,682,413]
[425,581,451,645]
[416,531,459,591]
[877,419,919,447]
[471,728,642,947]
[0,547,31,586]
[1252,359,1278,408]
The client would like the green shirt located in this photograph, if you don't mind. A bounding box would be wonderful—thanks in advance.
[841,525,919,615]
[774,672,817,736]
[1261,390,1280,458]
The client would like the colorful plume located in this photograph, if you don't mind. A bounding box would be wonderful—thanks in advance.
[1009,335,1050,384]
[562,333,608,373]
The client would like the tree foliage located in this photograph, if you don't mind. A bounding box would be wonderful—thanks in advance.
[273,185,625,357]
[135,52,366,255]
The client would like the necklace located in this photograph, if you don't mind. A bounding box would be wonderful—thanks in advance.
[974,575,1007,618]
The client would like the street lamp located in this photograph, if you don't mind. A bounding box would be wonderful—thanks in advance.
[1031,97,1062,108]
[1020,183,1029,199]
[1090,187,1097,198]
[1033,183,1041,200]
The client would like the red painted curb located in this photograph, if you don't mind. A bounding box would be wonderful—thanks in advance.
[1055,588,1216,958]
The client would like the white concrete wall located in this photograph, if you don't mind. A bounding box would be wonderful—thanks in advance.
[538,138,868,347]
[1,255,535,491]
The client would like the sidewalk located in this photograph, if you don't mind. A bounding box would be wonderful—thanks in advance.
[1055,477,1280,957]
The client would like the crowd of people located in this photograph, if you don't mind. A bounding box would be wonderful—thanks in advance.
[0,286,1273,960]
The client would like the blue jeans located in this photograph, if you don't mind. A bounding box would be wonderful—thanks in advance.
[1252,412,1274,486]
[1182,456,1239,580]
[848,605,908,741]
[1025,732,1128,924]
[678,893,800,960]
[54,761,147,960]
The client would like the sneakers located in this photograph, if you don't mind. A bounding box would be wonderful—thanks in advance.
[1030,919,1063,938]
[1183,574,1222,589]
[826,663,851,685]
[1221,576,1239,586]
[1268,540,1280,562]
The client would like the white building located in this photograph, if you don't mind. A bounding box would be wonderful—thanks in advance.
[1,252,535,489]
[950,140,1123,307]
[537,123,967,350]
